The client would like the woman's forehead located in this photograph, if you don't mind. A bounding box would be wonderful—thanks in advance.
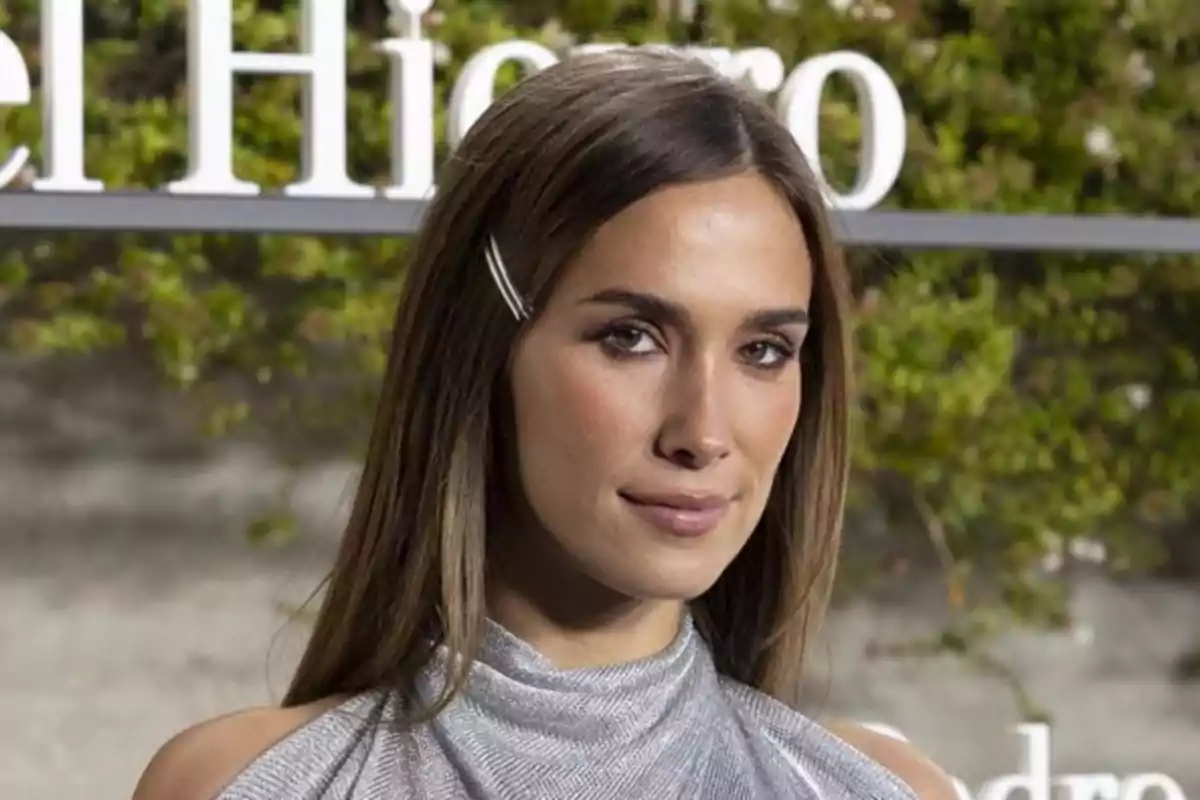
[547,173,814,315]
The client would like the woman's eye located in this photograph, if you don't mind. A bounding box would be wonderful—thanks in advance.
[602,325,660,355]
[743,340,796,369]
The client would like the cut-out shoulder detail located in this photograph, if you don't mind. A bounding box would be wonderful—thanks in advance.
[131,697,347,800]
[822,722,958,800]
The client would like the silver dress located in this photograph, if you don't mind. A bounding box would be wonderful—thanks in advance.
[218,618,917,799]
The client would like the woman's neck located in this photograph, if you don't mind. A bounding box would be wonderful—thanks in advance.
[486,584,685,670]
[484,509,688,670]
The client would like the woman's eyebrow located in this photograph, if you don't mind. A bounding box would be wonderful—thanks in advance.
[579,287,809,329]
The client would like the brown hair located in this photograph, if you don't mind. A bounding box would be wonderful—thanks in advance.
[284,49,852,714]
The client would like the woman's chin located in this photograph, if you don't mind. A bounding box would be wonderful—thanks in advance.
[597,560,728,603]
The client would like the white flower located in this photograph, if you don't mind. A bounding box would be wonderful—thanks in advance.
[1126,51,1155,90]
[912,40,937,61]
[828,0,855,13]
[1040,530,1064,573]
[1069,537,1107,565]
[1084,124,1120,162]
[1125,383,1152,411]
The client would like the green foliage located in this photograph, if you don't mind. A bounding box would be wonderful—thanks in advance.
[1,0,1198,636]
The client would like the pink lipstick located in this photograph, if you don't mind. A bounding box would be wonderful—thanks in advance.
[619,490,730,538]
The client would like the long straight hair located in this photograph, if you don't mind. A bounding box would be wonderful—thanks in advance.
[284,49,853,714]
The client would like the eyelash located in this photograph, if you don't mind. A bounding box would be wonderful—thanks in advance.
[592,322,799,371]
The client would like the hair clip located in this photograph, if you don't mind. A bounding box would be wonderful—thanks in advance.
[484,236,531,321]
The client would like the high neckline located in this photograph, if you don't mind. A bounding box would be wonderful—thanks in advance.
[475,614,698,685]
[422,614,712,746]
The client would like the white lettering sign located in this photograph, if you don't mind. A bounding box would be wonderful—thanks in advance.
[777,50,906,211]
[0,0,908,209]
[859,722,1189,800]
[447,41,558,148]
[0,25,31,189]
[33,0,102,192]
[168,0,372,197]
[375,0,436,201]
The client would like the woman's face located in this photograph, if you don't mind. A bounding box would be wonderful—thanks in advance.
[507,171,813,604]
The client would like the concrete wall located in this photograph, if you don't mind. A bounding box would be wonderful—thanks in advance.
[2,353,1197,800]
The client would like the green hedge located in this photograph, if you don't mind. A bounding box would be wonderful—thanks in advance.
[2,0,1198,639]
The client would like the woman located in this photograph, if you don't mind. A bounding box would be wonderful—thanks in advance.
[134,49,955,799]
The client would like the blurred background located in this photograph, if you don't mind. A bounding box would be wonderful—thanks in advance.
[1,0,1198,798]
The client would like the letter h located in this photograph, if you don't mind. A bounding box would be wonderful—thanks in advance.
[168,0,372,198]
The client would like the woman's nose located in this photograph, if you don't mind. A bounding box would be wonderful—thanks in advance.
[653,358,732,470]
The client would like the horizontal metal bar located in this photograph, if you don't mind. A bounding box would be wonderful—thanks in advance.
[0,190,427,236]
[832,209,1200,253]
[2,190,1199,253]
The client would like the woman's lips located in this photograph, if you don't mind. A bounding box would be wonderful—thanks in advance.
[619,491,731,538]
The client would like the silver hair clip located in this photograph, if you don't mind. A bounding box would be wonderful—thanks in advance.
[484,236,531,321]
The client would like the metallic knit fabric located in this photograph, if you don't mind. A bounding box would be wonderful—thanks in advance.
[218,619,917,799]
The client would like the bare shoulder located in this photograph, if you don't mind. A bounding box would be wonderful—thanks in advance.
[131,696,345,800]
[823,720,959,800]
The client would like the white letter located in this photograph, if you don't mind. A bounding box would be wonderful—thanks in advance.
[168,0,372,197]
[776,50,905,211]
[570,42,628,58]
[680,46,786,94]
[376,0,435,200]
[446,42,558,148]
[978,723,1053,800]
[1058,774,1121,800]
[1119,774,1187,800]
[32,0,102,192]
[0,26,32,190]
[951,778,975,800]
[680,45,733,72]
[725,47,787,94]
